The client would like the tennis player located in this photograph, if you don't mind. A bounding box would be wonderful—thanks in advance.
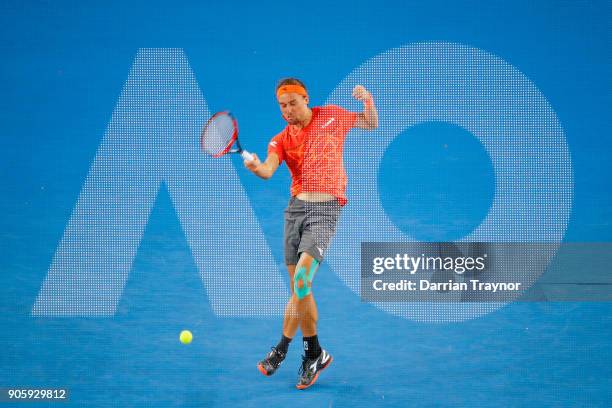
[245,78,378,389]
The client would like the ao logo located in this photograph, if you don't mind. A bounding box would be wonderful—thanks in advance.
[32,45,572,322]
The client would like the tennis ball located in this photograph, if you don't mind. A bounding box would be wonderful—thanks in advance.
[179,330,193,344]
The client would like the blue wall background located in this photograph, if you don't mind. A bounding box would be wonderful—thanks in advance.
[1,1,610,406]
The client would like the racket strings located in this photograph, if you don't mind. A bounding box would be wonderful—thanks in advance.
[202,114,236,156]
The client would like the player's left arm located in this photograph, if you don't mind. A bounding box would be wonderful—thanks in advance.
[352,85,378,130]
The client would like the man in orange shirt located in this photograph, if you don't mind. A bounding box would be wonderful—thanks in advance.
[246,78,378,389]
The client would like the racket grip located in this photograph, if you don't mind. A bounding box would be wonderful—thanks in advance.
[241,150,254,162]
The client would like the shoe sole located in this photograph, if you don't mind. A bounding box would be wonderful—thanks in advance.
[257,363,271,377]
[296,356,333,390]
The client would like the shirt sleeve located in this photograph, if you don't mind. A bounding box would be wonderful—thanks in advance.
[329,105,359,130]
[267,131,285,164]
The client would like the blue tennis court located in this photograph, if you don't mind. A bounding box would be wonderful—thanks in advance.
[1,1,610,406]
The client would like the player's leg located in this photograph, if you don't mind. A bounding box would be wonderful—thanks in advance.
[282,264,300,338]
[293,251,332,390]
[257,265,296,377]
[279,254,319,354]
[294,200,340,389]
[278,198,304,348]
[257,199,303,377]
[294,253,319,337]
[257,264,299,377]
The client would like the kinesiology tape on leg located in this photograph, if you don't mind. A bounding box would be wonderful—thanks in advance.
[293,259,319,300]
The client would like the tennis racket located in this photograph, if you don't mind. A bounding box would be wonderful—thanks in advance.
[200,111,254,161]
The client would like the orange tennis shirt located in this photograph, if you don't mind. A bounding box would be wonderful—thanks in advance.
[267,105,358,206]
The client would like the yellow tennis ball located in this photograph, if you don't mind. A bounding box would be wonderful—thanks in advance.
[179,330,193,344]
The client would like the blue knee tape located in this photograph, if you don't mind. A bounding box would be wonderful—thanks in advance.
[294,259,319,299]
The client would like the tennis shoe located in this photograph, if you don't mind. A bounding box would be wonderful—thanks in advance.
[296,349,333,390]
[257,347,286,376]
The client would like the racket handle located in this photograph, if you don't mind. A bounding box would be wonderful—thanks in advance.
[241,150,254,162]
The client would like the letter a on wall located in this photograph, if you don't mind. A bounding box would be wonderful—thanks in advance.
[32,49,287,317]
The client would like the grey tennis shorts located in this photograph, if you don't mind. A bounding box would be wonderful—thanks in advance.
[284,197,342,264]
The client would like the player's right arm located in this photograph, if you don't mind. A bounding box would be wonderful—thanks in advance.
[244,152,280,179]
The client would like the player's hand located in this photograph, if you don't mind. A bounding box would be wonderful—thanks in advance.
[352,85,372,102]
[244,152,261,172]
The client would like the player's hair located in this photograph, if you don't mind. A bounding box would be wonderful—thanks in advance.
[276,78,307,92]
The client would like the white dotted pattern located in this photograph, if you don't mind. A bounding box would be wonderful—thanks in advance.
[32,49,287,317]
[325,42,573,322]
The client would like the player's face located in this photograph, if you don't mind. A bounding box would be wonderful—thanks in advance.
[278,93,309,125]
